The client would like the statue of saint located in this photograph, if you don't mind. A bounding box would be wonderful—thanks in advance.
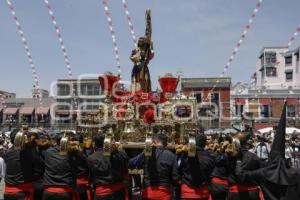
[131,9,154,93]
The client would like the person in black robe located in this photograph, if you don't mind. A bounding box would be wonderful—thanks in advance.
[28,131,47,200]
[4,130,35,200]
[236,102,300,200]
[210,135,236,200]
[130,133,179,200]
[177,133,215,200]
[87,134,129,200]
[43,133,78,200]
[227,133,262,200]
[70,134,91,200]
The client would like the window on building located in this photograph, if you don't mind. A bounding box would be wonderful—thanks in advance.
[265,52,277,64]
[210,93,219,106]
[266,67,277,77]
[235,104,244,117]
[285,56,293,65]
[57,84,71,96]
[296,53,299,62]
[285,71,293,81]
[80,84,100,96]
[287,105,296,117]
[195,93,202,103]
[56,99,72,110]
[260,105,270,118]
[73,85,78,96]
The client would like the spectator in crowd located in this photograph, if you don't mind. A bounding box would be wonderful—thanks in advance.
[254,136,269,162]
[285,140,294,167]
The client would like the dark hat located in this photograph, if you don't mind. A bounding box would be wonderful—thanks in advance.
[93,134,105,148]
[196,133,207,149]
[72,133,84,143]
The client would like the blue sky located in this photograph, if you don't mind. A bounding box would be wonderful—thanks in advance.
[1,0,300,97]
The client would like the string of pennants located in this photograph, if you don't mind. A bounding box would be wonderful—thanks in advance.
[203,0,264,102]
[121,0,137,46]
[44,0,74,79]
[102,0,122,77]
[5,0,43,107]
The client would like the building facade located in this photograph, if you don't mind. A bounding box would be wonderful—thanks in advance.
[55,78,103,124]
[255,46,300,90]
[181,77,231,129]
[0,90,16,99]
[232,46,300,129]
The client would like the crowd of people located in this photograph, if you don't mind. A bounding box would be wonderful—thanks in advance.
[0,105,300,200]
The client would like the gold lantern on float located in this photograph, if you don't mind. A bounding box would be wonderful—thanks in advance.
[144,126,153,157]
[103,128,113,156]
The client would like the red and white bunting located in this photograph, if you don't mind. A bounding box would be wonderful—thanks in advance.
[121,0,137,46]
[44,0,73,79]
[101,0,122,77]
[287,24,300,48]
[102,0,121,77]
[6,0,43,106]
[205,0,263,101]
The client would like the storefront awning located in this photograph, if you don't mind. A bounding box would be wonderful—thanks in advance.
[235,98,246,105]
[36,107,50,115]
[20,107,34,115]
[287,98,298,106]
[259,98,271,105]
[4,107,19,115]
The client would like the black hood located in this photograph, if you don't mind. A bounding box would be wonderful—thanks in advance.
[264,102,300,185]
[269,102,286,159]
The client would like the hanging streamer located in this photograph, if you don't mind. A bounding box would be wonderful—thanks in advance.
[287,24,300,48]
[204,0,264,101]
[43,0,78,111]
[6,0,43,106]
[43,0,73,79]
[121,0,137,46]
[101,0,122,77]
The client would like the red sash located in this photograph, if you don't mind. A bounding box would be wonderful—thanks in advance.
[181,183,211,199]
[95,182,125,196]
[5,183,34,200]
[76,177,92,200]
[44,185,79,200]
[229,184,264,200]
[229,184,259,193]
[211,177,229,186]
[142,186,171,200]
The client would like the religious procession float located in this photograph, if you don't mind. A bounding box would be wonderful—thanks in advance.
[76,10,199,157]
